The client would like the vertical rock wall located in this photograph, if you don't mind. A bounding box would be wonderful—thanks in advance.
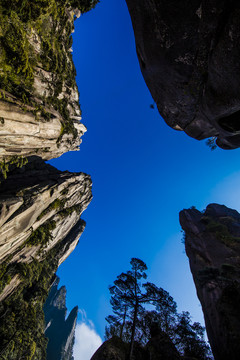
[0,159,92,358]
[0,1,86,166]
[125,0,240,149]
[0,1,99,359]
[180,204,240,360]
[44,276,78,360]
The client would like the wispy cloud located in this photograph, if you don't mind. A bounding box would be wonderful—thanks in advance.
[73,310,102,360]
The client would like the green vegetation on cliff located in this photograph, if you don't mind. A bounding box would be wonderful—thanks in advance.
[0,1,94,358]
[0,0,98,175]
[0,179,87,359]
[0,252,58,359]
[25,220,57,247]
[0,0,98,96]
[0,218,82,360]
[0,0,98,145]
[37,199,66,220]
[0,156,28,181]
[0,186,85,294]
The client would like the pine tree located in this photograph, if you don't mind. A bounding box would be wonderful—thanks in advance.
[105,258,212,360]
[106,258,178,359]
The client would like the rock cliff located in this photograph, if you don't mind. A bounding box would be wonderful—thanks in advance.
[0,2,97,358]
[44,276,78,360]
[0,158,92,358]
[0,1,91,170]
[0,157,92,300]
[179,204,240,360]
[125,0,240,149]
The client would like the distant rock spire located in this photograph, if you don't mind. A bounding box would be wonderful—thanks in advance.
[44,276,78,360]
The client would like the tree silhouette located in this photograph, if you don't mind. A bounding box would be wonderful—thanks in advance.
[106,258,179,359]
[174,311,211,359]
[105,258,212,360]
[106,258,149,359]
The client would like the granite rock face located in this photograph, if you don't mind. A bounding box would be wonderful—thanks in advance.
[0,3,85,164]
[180,204,240,360]
[0,1,97,359]
[0,95,86,162]
[0,158,92,301]
[0,158,92,359]
[44,276,78,360]
[125,0,240,149]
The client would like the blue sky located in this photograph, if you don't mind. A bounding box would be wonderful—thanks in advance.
[49,0,240,357]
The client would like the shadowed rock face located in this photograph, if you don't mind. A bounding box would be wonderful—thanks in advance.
[91,332,181,360]
[180,204,240,360]
[91,337,126,360]
[146,331,181,360]
[44,276,78,360]
[125,0,240,149]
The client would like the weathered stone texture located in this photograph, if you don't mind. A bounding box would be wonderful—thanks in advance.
[0,6,85,162]
[0,158,92,300]
[180,204,240,360]
[0,97,86,161]
[126,0,240,149]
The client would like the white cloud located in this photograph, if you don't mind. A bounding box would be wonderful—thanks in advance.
[73,312,102,360]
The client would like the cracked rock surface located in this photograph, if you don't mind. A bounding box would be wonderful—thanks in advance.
[0,157,92,300]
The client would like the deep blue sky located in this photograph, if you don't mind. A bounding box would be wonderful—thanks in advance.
[50,0,240,342]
